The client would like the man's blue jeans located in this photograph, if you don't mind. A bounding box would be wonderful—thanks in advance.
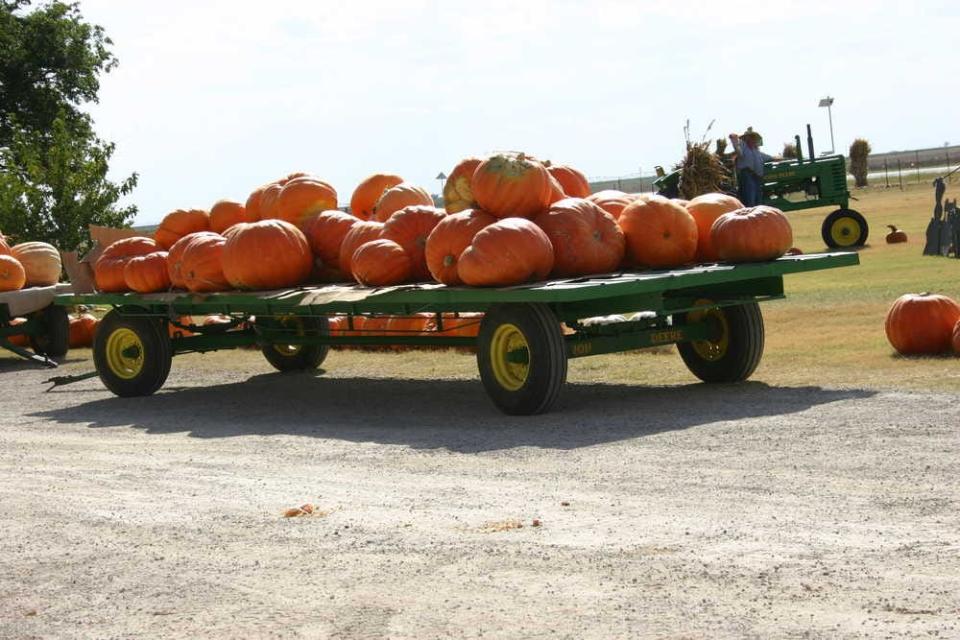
[737,170,763,207]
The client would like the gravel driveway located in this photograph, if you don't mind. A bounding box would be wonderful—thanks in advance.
[1,354,958,639]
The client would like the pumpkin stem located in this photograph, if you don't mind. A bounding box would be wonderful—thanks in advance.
[887,224,899,232]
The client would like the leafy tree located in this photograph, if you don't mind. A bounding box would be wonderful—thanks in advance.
[0,1,137,251]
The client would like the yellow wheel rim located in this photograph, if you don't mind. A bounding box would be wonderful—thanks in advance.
[687,300,730,362]
[105,328,144,379]
[490,323,530,391]
[829,216,861,247]
[272,315,303,356]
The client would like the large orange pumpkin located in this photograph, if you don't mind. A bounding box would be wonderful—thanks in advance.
[590,193,640,222]
[711,205,793,263]
[69,312,99,348]
[443,157,483,214]
[546,163,591,198]
[885,293,960,355]
[210,200,256,234]
[457,218,554,287]
[350,173,403,220]
[123,251,171,293]
[94,237,160,292]
[471,152,555,219]
[350,239,413,287]
[587,189,627,203]
[533,198,625,277]
[618,195,698,268]
[372,183,434,222]
[245,182,275,220]
[264,176,338,227]
[221,220,312,290]
[0,254,26,291]
[380,205,447,281]
[424,208,497,285]
[167,231,222,289]
[154,209,211,250]
[180,233,230,292]
[301,210,359,275]
[685,193,744,262]
[338,220,384,274]
[10,242,61,286]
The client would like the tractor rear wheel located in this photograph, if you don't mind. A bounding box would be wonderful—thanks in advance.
[822,208,868,248]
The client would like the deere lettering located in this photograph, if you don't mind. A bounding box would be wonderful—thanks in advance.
[651,330,684,344]
[571,342,593,356]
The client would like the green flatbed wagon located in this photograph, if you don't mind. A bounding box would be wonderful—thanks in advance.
[55,252,858,415]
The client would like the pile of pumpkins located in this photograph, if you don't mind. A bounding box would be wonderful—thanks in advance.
[885,293,960,356]
[92,152,795,296]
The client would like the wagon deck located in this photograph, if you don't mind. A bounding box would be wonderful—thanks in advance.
[55,252,858,414]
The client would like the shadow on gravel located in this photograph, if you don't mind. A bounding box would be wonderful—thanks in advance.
[31,373,877,452]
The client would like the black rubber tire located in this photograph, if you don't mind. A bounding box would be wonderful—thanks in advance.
[259,316,329,372]
[476,303,567,415]
[93,309,173,397]
[29,304,70,358]
[676,302,764,383]
[821,208,869,248]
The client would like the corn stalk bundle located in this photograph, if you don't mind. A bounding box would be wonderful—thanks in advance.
[675,141,731,199]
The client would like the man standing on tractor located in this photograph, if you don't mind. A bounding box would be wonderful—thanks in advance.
[729,127,774,206]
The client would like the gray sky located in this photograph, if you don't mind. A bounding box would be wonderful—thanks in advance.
[79,0,959,226]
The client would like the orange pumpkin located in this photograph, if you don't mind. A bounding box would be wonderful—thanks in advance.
[338,220,384,275]
[258,183,283,218]
[471,152,555,219]
[711,205,793,263]
[424,208,498,285]
[0,254,26,292]
[210,200,256,234]
[885,293,960,355]
[279,171,310,185]
[591,194,637,222]
[372,183,434,222]
[180,233,230,292]
[69,312,99,348]
[618,195,698,269]
[11,242,61,286]
[301,210,359,277]
[167,231,222,289]
[154,209,211,250]
[886,225,908,244]
[94,237,160,292]
[533,198,625,277]
[546,163,591,198]
[264,176,338,227]
[953,319,960,355]
[221,220,313,290]
[587,189,627,202]
[245,182,276,220]
[685,193,744,263]
[6,317,28,346]
[350,173,404,220]
[457,218,554,287]
[123,251,171,293]
[380,205,447,281]
[443,157,483,214]
[350,239,412,287]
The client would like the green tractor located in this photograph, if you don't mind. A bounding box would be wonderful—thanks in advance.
[655,125,868,249]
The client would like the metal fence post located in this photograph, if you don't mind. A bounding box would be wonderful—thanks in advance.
[884,159,889,188]
[915,150,921,183]
[897,159,903,190]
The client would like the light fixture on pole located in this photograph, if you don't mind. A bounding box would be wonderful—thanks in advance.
[818,96,835,155]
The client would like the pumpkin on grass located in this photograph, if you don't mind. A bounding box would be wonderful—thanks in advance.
[425,208,497,285]
[210,200,256,234]
[443,157,483,213]
[618,195,698,268]
[351,173,404,220]
[533,198,624,277]
[123,251,171,293]
[264,176,338,226]
[886,225,908,244]
[338,220,384,275]
[372,183,434,222]
[221,220,312,290]
[69,312,99,348]
[471,152,555,219]
[350,239,413,287]
[457,217,554,287]
[885,293,960,355]
[154,209,211,250]
[711,205,793,263]
[0,254,26,291]
[953,320,960,355]
[685,193,744,262]
[10,242,61,286]
[380,205,447,281]
[546,163,591,198]
[94,237,160,292]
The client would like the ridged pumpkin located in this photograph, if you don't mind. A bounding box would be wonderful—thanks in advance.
[338,220,384,274]
[471,153,555,219]
[94,237,160,292]
[265,176,338,227]
[221,220,313,290]
[0,254,26,291]
[167,231,222,289]
[301,210,359,277]
[885,293,960,355]
[350,174,403,220]
[587,189,627,202]
[123,251,171,293]
[69,312,99,348]
[457,218,554,287]
[245,182,276,220]
[546,163,591,198]
[210,200,256,234]
[618,195,698,268]
[591,193,640,221]
[685,193,744,262]
[443,157,483,214]
[711,205,793,262]
[372,183,434,222]
[351,239,413,287]
[380,205,447,281]
[533,198,625,277]
[154,209,211,250]
[10,242,61,286]
[424,208,497,285]
[180,234,230,292]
